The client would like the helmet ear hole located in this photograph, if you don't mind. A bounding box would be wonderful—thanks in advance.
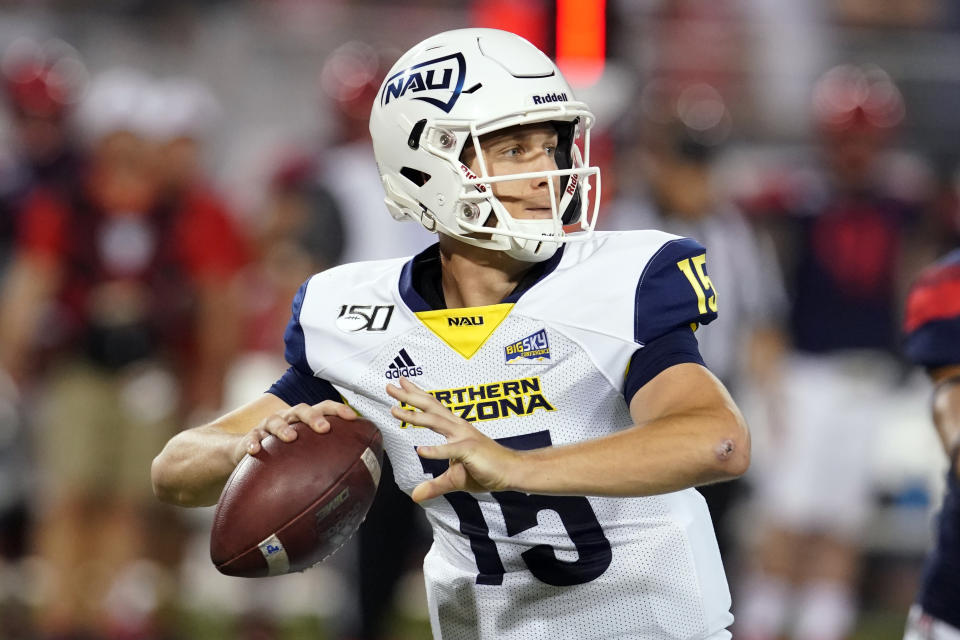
[399,166,431,186]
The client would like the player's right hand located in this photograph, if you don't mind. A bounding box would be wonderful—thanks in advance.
[234,400,357,463]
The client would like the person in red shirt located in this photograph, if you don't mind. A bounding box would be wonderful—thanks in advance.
[735,65,935,640]
[0,41,86,631]
[0,69,248,639]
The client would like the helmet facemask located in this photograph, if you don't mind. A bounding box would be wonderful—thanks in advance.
[418,111,600,262]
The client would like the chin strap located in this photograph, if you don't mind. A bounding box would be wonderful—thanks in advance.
[501,217,562,262]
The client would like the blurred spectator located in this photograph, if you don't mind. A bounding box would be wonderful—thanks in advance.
[317,40,426,264]
[235,152,345,362]
[0,37,85,270]
[171,149,347,640]
[178,42,429,639]
[0,36,86,637]
[603,82,787,562]
[0,68,247,639]
[148,76,250,417]
[318,41,431,640]
[932,168,960,255]
[735,64,937,640]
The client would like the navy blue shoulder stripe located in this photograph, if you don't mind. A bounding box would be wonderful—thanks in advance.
[267,366,341,406]
[623,326,704,403]
[634,237,717,345]
[283,278,312,374]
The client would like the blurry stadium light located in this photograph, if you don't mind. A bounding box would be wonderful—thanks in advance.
[556,0,606,87]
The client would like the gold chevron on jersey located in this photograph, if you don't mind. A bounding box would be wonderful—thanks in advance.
[414,303,513,359]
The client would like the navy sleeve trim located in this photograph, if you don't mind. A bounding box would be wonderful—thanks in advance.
[634,237,718,345]
[267,366,342,407]
[623,326,705,404]
[283,279,311,374]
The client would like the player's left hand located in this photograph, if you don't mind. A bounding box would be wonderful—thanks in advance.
[387,377,522,503]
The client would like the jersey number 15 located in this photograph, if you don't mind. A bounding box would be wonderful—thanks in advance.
[677,254,718,315]
[419,430,612,587]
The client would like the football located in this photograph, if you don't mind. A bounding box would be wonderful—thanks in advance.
[210,416,383,578]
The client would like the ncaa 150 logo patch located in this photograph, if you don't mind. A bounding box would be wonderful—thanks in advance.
[336,304,394,333]
[504,329,550,365]
[380,52,467,113]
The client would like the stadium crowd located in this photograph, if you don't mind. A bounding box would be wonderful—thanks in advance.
[1,1,959,639]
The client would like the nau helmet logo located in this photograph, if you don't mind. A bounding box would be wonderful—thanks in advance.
[381,52,467,113]
[504,329,550,364]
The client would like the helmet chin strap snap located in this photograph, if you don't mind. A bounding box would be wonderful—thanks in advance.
[505,238,559,262]
[499,217,562,262]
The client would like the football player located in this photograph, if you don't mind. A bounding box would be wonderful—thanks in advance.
[735,64,925,640]
[152,28,750,639]
[902,250,960,639]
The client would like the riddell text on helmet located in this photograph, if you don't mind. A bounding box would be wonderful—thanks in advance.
[532,92,568,105]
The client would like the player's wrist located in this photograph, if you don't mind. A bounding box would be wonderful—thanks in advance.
[502,447,564,494]
[502,448,532,492]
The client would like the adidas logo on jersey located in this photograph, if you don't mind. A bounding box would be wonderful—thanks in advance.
[385,348,423,379]
[504,329,550,364]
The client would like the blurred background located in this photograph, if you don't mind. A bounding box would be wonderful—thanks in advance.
[1,0,958,639]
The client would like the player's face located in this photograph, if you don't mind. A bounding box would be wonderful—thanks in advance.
[464,124,561,221]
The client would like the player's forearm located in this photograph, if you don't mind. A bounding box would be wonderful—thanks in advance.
[509,406,749,497]
[151,425,243,507]
[153,394,293,506]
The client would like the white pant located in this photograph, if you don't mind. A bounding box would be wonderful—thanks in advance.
[904,604,960,640]
[755,351,897,537]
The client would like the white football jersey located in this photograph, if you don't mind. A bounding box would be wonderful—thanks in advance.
[284,230,732,640]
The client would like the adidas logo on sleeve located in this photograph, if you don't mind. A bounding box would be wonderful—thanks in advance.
[384,348,423,379]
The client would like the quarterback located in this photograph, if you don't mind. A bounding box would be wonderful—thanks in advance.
[152,29,749,640]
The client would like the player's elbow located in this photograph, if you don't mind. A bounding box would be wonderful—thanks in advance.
[151,452,184,505]
[706,407,751,480]
[151,450,209,508]
[151,454,176,504]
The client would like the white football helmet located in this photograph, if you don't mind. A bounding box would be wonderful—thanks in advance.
[369,28,600,262]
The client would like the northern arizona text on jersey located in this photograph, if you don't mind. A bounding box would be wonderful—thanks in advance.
[282,230,731,640]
